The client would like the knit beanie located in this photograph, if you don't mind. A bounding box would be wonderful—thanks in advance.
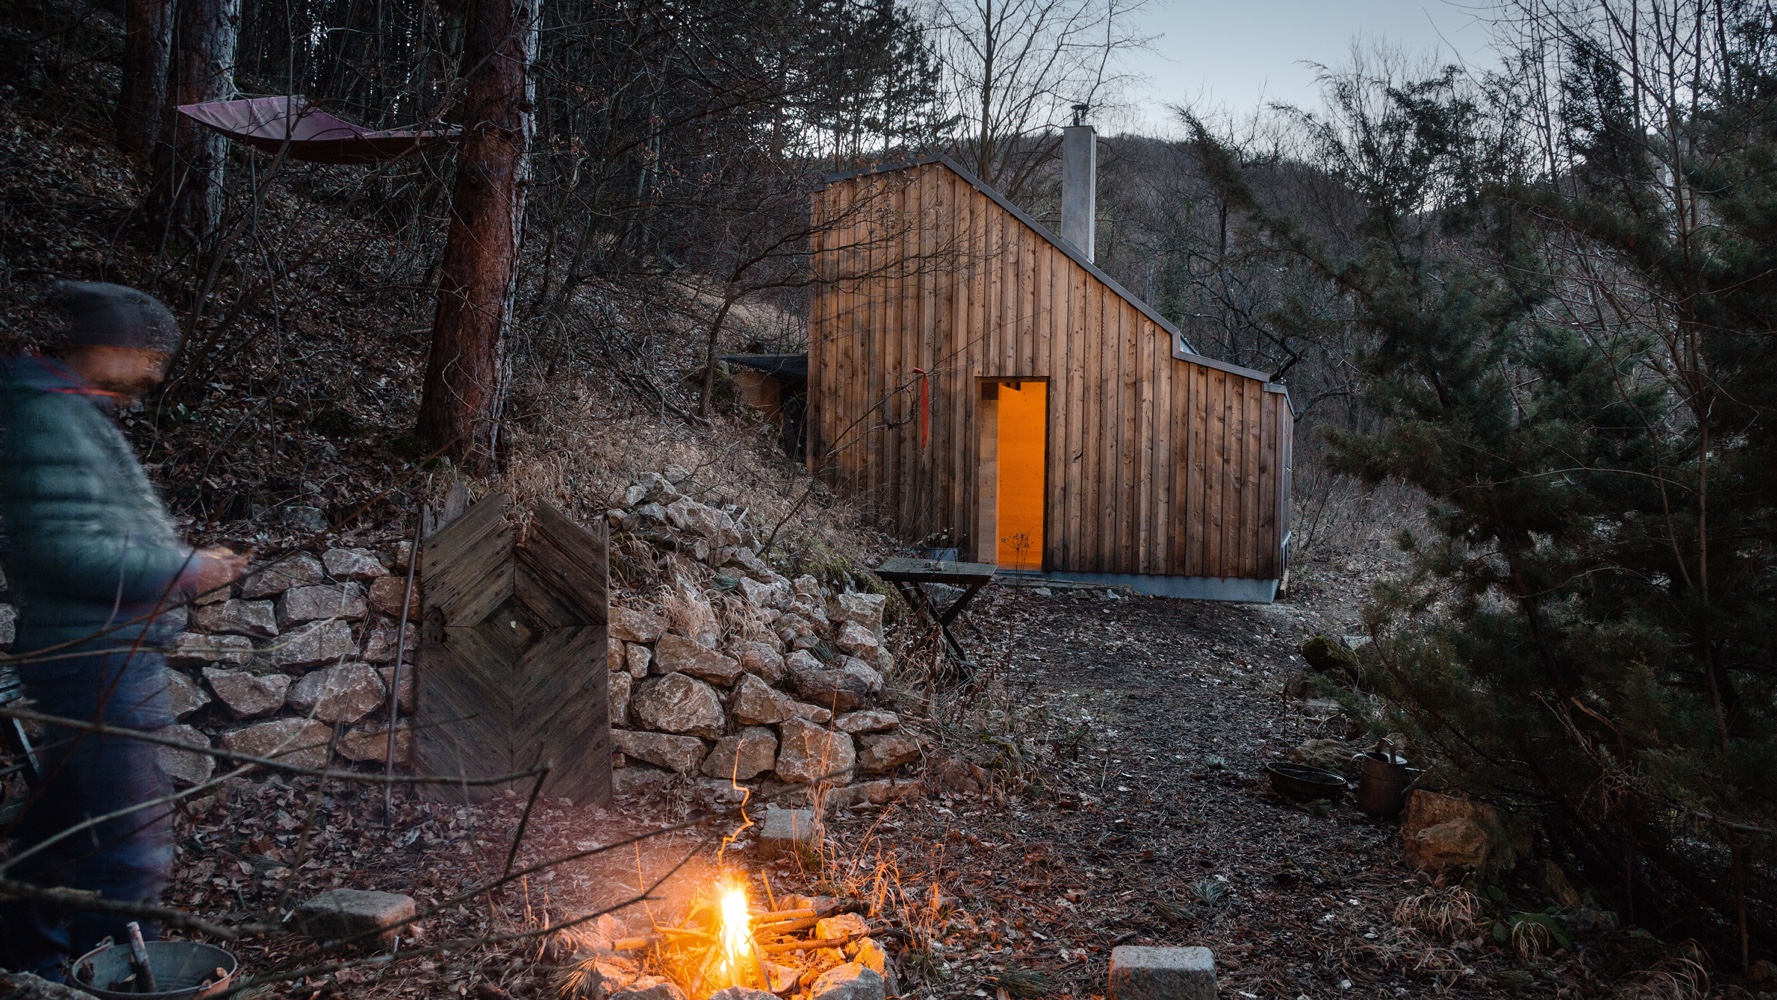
[48,281,181,356]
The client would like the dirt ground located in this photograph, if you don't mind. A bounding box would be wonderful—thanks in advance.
[152,562,1656,1000]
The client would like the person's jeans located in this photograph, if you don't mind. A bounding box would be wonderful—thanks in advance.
[0,637,174,980]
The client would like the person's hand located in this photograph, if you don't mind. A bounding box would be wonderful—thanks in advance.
[187,546,247,595]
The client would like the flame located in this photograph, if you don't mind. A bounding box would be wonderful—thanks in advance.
[718,884,752,979]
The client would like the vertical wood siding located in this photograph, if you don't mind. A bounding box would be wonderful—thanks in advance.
[808,162,1292,581]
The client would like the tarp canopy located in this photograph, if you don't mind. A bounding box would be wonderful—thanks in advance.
[177,96,459,165]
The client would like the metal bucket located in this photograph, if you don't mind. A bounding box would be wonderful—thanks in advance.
[71,940,237,999]
[1354,740,1411,818]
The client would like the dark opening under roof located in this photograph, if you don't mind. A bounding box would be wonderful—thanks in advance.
[724,354,808,380]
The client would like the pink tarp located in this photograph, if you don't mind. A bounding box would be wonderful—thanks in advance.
[177,96,459,165]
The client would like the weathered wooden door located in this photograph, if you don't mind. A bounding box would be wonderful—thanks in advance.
[415,493,611,804]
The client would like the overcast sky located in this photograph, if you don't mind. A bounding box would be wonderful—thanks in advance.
[1111,0,1502,136]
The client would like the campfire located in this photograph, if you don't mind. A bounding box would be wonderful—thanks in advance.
[563,876,893,999]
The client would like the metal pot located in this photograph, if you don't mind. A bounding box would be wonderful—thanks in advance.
[71,940,237,999]
[1264,762,1348,801]
[1353,739,1411,818]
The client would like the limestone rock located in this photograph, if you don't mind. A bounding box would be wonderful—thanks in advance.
[625,642,653,682]
[360,618,416,664]
[755,807,817,862]
[366,575,419,619]
[240,552,325,599]
[612,765,675,798]
[788,654,881,714]
[625,473,680,508]
[288,662,386,724]
[792,575,823,599]
[931,758,990,796]
[166,632,254,668]
[630,674,725,738]
[610,606,668,644]
[810,963,884,1000]
[666,581,722,648]
[856,732,921,774]
[655,633,743,685]
[664,497,741,546]
[730,673,831,726]
[0,603,15,648]
[816,913,868,940]
[190,598,278,638]
[322,547,389,580]
[738,577,777,608]
[203,668,291,718]
[269,619,356,669]
[612,730,708,773]
[277,583,367,627]
[297,888,415,944]
[1300,634,1360,678]
[376,665,414,714]
[1401,791,1524,872]
[720,545,772,579]
[828,778,923,810]
[610,669,632,725]
[709,989,776,1000]
[732,640,786,684]
[155,723,214,786]
[835,710,899,734]
[700,726,777,780]
[222,718,332,768]
[337,723,412,764]
[833,620,882,661]
[831,592,887,635]
[164,669,210,718]
[774,718,855,784]
[789,598,829,627]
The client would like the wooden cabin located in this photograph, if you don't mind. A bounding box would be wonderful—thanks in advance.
[805,149,1294,601]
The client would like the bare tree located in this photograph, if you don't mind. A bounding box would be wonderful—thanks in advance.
[417,0,543,467]
[925,0,1150,199]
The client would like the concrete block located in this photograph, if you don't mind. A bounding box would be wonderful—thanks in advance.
[756,807,818,861]
[297,888,415,945]
[1109,945,1217,1000]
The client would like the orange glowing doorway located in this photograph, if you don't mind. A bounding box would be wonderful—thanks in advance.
[977,379,1048,570]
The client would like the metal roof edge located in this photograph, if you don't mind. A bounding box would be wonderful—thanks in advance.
[820,153,1285,388]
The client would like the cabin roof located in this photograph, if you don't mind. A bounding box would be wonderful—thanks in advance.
[818,153,1284,391]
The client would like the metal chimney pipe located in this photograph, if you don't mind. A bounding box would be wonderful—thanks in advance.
[1061,104,1096,261]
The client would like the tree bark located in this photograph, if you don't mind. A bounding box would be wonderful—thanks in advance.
[416,0,540,468]
[117,0,173,161]
[147,0,239,243]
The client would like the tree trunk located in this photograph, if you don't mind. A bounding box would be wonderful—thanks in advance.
[416,0,540,468]
[117,0,173,161]
[147,0,239,243]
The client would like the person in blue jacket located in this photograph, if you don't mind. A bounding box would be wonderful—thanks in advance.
[0,282,244,980]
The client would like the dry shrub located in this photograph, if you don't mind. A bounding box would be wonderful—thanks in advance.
[1611,956,1709,1000]
[663,580,721,646]
[1512,918,1553,962]
[1392,885,1481,939]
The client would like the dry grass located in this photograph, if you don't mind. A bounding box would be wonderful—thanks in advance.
[1392,886,1482,940]
[1611,956,1709,1000]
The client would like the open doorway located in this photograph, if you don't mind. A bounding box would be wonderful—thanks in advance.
[977,378,1048,570]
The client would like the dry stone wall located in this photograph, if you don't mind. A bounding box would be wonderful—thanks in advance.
[154,542,414,785]
[0,468,922,804]
[602,469,921,805]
